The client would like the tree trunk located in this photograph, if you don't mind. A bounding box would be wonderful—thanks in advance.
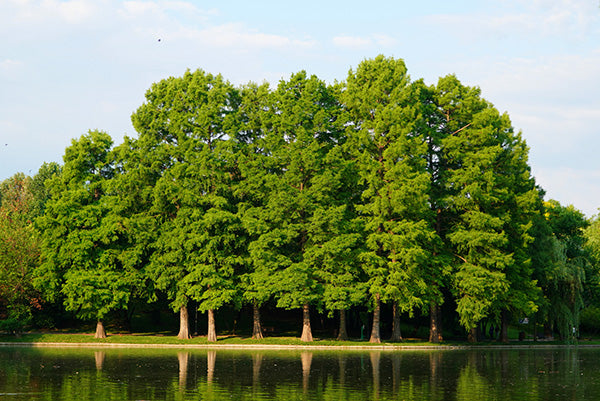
[300,303,313,342]
[390,301,403,342]
[429,302,443,343]
[178,305,192,340]
[337,309,348,341]
[500,309,509,343]
[207,309,217,342]
[252,302,264,340]
[467,327,478,343]
[94,319,107,339]
[369,294,381,343]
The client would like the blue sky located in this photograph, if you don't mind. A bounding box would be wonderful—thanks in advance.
[1,0,599,216]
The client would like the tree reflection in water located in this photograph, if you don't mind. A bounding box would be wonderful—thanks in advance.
[0,347,599,400]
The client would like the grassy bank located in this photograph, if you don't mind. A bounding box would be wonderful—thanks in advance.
[1,331,595,348]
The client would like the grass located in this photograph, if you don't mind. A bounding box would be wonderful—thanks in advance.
[1,331,595,348]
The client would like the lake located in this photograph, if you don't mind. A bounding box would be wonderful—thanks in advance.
[1,345,599,400]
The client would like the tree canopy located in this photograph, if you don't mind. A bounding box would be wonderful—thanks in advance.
[4,56,599,343]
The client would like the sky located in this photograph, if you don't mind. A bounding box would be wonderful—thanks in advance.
[1,0,599,217]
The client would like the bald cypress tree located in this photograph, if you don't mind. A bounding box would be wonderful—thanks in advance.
[131,70,243,341]
[343,56,438,343]
[436,75,541,341]
[35,131,140,338]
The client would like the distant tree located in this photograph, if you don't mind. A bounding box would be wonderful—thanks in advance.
[0,173,41,333]
[584,213,600,305]
[540,200,589,341]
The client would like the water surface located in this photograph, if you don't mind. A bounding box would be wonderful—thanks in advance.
[0,346,598,400]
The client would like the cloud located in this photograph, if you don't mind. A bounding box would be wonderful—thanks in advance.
[332,34,396,49]
[190,24,316,49]
[424,0,599,43]
[0,59,23,72]
[7,0,98,24]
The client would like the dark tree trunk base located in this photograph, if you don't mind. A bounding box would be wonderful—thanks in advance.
[390,301,403,342]
[252,303,264,340]
[337,309,348,341]
[429,303,443,343]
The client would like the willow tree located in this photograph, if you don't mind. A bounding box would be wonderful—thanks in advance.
[131,69,243,341]
[437,75,540,341]
[344,56,437,343]
[542,200,589,341]
[35,131,139,338]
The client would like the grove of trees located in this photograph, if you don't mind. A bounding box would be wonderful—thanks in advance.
[1,55,599,342]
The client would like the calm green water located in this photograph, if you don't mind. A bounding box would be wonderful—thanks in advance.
[0,346,599,400]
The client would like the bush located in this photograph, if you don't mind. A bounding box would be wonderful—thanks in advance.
[0,304,32,335]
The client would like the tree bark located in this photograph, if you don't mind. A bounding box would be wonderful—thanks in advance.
[467,327,478,343]
[252,302,264,340]
[178,305,192,340]
[390,301,403,342]
[500,309,509,343]
[300,303,313,342]
[369,294,381,343]
[429,302,443,343]
[337,309,348,341]
[207,309,217,342]
[94,319,107,339]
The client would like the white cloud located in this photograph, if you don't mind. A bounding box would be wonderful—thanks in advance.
[332,34,396,48]
[192,24,316,49]
[0,59,23,72]
[424,0,599,43]
[6,0,98,24]
[333,35,371,48]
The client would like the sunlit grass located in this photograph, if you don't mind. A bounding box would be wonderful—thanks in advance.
[0,331,590,347]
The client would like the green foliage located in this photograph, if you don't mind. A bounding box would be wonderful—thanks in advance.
[344,56,438,319]
[131,69,243,315]
[0,170,54,331]
[35,131,141,322]
[580,306,600,334]
[436,75,541,332]
[4,56,591,343]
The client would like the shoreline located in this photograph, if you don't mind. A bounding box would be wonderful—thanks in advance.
[0,341,596,351]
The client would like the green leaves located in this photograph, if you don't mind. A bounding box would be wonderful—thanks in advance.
[35,131,140,323]
[24,57,569,341]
